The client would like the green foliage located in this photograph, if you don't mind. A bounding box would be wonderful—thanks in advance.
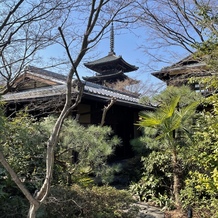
[0,166,28,217]
[42,185,138,218]
[131,127,160,155]
[138,87,199,145]
[131,124,173,202]
[133,86,200,208]
[0,110,46,217]
[192,8,218,76]
[151,193,175,211]
[193,2,218,52]
[40,116,121,184]
[150,85,202,107]
[115,157,143,186]
[180,111,218,217]
[135,83,218,213]
[129,150,172,202]
[0,101,6,146]
[1,111,47,189]
[1,113,121,187]
[186,32,218,218]
[0,109,122,216]
[182,37,218,215]
[0,105,28,217]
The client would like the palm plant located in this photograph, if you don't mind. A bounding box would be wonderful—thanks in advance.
[137,94,199,207]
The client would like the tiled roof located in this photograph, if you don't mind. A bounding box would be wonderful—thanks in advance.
[26,66,67,82]
[152,55,207,79]
[84,81,140,103]
[84,53,138,73]
[2,81,150,108]
[2,66,153,109]
[2,85,67,101]
[152,63,206,77]
[82,70,129,84]
[85,53,121,65]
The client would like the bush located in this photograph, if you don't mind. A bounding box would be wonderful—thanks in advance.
[41,117,121,185]
[0,167,28,217]
[42,185,139,218]
[180,172,218,218]
[129,150,173,202]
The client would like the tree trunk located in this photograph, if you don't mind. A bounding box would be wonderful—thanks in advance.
[28,203,39,218]
[100,97,116,127]
[172,148,181,208]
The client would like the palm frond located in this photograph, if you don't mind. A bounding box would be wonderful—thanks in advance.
[158,95,181,119]
[180,101,199,121]
[137,112,162,127]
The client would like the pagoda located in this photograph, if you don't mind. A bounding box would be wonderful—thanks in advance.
[83,23,138,85]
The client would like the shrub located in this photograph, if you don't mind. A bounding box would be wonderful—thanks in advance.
[42,185,138,218]
[0,167,28,217]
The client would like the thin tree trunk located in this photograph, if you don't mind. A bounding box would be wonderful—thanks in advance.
[172,148,181,208]
[28,203,40,218]
[100,97,116,127]
[0,151,40,216]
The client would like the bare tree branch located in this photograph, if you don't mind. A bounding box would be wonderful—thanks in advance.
[132,0,216,66]
[100,97,116,127]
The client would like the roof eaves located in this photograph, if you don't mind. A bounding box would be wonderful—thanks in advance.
[27,71,66,85]
[84,81,139,99]
[83,91,154,110]
[2,85,68,102]
[84,54,119,66]
[2,80,154,110]
[152,62,207,77]
[84,54,138,72]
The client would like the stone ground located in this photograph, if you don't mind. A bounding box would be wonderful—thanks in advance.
[134,202,188,218]
[134,202,165,218]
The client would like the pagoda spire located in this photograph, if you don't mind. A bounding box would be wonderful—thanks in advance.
[109,22,115,55]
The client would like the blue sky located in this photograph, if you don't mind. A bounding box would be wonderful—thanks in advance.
[39,26,189,89]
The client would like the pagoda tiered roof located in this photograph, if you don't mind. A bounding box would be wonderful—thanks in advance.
[83,23,138,85]
[83,51,138,84]
[84,52,138,74]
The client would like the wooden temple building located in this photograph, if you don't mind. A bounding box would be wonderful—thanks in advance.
[83,23,138,85]
[2,25,154,160]
[151,55,211,93]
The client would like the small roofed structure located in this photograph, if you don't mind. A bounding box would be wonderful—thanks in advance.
[83,23,138,85]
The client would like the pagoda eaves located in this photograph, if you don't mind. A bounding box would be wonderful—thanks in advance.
[84,52,138,74]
